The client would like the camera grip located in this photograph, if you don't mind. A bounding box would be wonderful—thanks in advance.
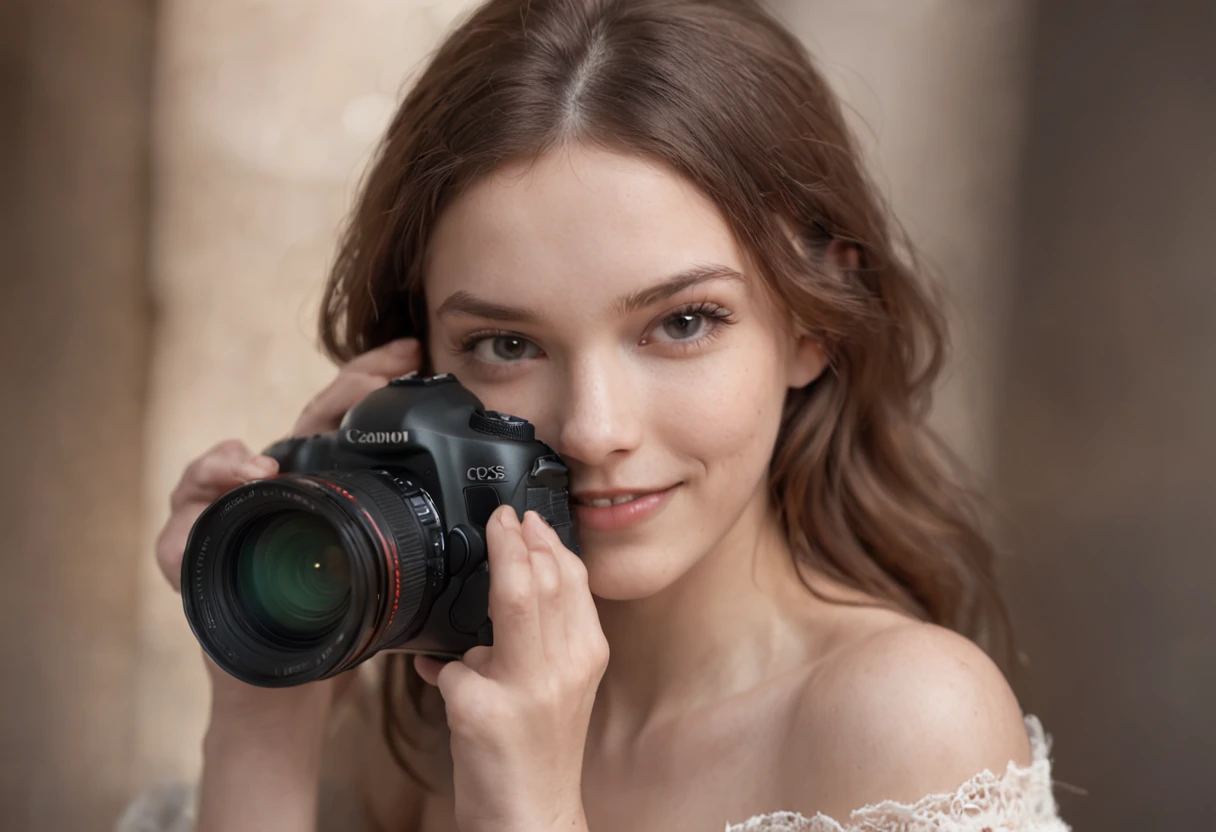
[261,436,306,468]
[523,455,579,555]
[525,486,578,555]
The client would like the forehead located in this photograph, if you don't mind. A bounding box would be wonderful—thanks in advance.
[423,144,751,313]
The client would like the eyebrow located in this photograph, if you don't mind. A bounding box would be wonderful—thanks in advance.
[434,263,745,323]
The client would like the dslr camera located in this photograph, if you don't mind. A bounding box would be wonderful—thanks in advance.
[181,371,578,687]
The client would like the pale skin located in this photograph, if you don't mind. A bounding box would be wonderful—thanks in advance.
[155,141,1031,832]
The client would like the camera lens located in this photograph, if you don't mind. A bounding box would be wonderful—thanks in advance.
[182,469,443,687]
[234,511,351,641]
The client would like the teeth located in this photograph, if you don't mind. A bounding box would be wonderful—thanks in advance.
[584,494,638,507]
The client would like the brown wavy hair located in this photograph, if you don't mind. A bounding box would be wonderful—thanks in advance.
[314,0,1013,802]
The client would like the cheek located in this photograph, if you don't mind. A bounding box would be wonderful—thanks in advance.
[662,340,785,478]
[583,352,784,601]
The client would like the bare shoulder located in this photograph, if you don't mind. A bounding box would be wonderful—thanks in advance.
[780,615,1032,818]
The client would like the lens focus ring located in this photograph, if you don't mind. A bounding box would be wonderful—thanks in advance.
[323,470,435,640]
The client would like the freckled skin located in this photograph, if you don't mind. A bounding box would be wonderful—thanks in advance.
[424,142,824,602]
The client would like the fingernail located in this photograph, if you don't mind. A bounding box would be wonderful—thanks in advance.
[501,508,520,529]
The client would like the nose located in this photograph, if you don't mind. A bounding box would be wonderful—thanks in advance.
[552,351,643,468]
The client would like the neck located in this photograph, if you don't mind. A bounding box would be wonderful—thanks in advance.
[586,488,825,754]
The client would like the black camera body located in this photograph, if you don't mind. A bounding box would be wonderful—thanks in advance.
[181,371,578,687]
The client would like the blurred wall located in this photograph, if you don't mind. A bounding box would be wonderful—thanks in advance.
[0,1,154,830]
[772,0,1034,475]
[993,2,1216,827]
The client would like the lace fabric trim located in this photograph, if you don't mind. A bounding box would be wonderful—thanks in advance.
[115,716,1069,832]
[724,716,1069,832]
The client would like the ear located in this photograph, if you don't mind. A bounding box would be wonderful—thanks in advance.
[787,331,827,390]
[785,238,859,390]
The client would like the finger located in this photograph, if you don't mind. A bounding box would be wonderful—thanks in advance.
[414,654,445,686]
[164,443,278,590]
[292,370,397,436]
[485,505,544,672]
[175,439,248,497]
[459,645,493,675]
[342,337,422,378]
[292,339,421,436]
[154,513,192,592]
[536,517,606,663]
[433,658,491,729]
[523,511,568,662]
[171,450,276,512]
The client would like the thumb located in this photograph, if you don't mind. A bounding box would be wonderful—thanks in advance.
[432,656,483,704]
[414,654,447,686]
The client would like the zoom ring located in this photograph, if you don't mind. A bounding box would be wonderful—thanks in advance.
[330,471,431,637]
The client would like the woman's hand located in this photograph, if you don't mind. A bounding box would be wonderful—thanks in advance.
[415,507,608,832]
[153,335,424,710]
[151,336,423,832]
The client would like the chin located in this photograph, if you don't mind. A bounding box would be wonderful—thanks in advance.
[579,539,690,601]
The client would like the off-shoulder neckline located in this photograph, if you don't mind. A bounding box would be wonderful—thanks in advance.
[723,715,1065,832]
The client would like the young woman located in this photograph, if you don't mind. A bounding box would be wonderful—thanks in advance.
[123,1,1069,830]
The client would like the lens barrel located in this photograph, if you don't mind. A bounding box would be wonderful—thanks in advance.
[182,469,442,686]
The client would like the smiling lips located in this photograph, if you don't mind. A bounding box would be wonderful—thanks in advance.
[571,483,681,532]
[572,481,682,503]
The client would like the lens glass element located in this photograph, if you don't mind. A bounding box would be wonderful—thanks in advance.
[234,511,352,641]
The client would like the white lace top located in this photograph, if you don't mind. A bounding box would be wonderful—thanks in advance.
[115,716,1068,832]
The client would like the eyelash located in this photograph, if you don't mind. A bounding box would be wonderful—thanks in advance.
[455,301,738,369]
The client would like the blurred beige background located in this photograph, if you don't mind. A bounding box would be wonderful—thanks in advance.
[1,1,1211,830]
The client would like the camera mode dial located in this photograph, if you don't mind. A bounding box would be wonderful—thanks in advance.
[469,408,535,442]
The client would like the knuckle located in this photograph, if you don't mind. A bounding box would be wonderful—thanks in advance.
[168,481,188,510]
[335,364,366,384]
[181,456,205,484]
[213,438,248,457]
[533,564,561,598]
[154,535,182,581]
[195,455,230,487]
[153,537,170,570]
[289,384,338,435]
[495,586,534,618]
[566,557,590,587]
[587,637,610,668]
[300,390,326,416]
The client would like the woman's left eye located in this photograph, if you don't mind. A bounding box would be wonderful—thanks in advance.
[647,302,737,345]
[455,302,737,368]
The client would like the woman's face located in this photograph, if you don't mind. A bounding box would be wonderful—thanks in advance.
[424,143,824,600]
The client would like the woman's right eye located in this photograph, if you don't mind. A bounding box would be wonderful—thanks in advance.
[461,333,543,365]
